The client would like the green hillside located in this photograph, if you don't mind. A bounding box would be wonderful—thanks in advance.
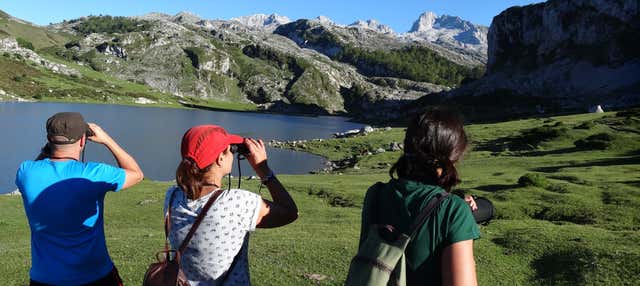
[0,48,257,111]
[0,10,71,49]
[1,110,638,285]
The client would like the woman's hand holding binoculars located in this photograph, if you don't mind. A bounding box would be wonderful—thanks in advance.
[244,138,271,178]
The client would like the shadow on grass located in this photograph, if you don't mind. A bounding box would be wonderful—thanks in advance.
[625,149,640,156]
[532,247,597,285]
[474,125,569,153]
[474,184,520,192]
[306,187,357,208]
[522,147,581,157]
[547,175,591,186]
[533,156,640,173]
[622,180,640,188]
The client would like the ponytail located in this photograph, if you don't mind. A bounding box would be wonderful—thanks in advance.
[436,158,460,191]
[176,158,212,200]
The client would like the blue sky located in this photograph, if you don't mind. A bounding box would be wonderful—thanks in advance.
[1,0,544,32]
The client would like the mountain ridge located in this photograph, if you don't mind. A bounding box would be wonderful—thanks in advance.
[2,9,484,117]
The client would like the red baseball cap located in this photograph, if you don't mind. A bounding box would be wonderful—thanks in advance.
[180,125,244,169]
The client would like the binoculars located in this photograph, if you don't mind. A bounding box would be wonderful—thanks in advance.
[471,196,494,225]
[230,142,250,155]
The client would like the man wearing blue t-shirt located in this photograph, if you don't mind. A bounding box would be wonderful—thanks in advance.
[15,112,144,286]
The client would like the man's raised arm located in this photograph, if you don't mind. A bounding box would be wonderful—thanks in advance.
[87,123,144,190]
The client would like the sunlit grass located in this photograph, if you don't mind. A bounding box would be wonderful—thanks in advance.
[1,110,638,285]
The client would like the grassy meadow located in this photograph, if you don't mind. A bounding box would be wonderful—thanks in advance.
[1,110,639,285]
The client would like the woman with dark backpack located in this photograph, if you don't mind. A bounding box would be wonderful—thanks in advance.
[160,125,298,285]
[355,107,480,286]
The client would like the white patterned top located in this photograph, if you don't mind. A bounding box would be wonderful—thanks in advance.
[164,186,262,286]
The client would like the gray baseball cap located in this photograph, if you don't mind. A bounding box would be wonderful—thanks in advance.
[46,112,91,144]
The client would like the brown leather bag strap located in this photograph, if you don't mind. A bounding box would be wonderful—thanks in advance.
[177,189,225,253]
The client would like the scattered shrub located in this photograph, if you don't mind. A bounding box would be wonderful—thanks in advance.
[16,37,34,51]
[574,133,614,150]
[73,15,151,35]
[64,40,81,49]
[519,173,549,188]
[512,125,569,149]
[12,74,25,82]
[183,47,205,69]
[335,45,481,86]
[534,205,597,224]
[522,125,568,141]
[574,121,596,129]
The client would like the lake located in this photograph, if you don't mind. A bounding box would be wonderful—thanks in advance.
[0,102,364,193]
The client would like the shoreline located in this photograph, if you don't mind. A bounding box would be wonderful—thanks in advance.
[0,98,369,124]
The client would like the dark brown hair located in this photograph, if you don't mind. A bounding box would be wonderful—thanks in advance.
[389,106,469,191]
[176,158,213,200]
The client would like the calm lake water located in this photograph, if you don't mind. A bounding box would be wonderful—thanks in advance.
[0,102,364,193]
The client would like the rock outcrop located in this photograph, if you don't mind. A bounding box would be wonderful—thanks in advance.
[231,13,291,31]
[0,38,80,77]
[408,0,639,122]
[348,19,395,34]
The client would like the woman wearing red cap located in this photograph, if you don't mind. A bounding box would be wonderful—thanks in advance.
[163,125,298,285]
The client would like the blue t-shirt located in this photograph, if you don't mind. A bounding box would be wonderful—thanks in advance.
[15,158,126,285]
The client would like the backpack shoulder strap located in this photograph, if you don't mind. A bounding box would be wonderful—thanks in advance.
[176,189,225,253]
[369,182,386,224]
[408,192,450,239]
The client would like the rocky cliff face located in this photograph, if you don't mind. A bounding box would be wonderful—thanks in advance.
[408,0,640,122]
[487,0,639,73]
[348,19,394,34]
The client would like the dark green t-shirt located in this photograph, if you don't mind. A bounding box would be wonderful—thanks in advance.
[359,179,480,285]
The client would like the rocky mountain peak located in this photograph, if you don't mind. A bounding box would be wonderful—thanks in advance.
[402,11,488,61]
[172,11,202,24]
[231,13,291,30]
[314,15,336,26]
[409,11,438,32]
[133,12,172,22]
[434,15,472,30]
[349,19,395,34]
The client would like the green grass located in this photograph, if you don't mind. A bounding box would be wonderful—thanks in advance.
[1,110,639,285]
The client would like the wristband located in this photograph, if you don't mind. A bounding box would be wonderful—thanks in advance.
[260,170,276,183]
